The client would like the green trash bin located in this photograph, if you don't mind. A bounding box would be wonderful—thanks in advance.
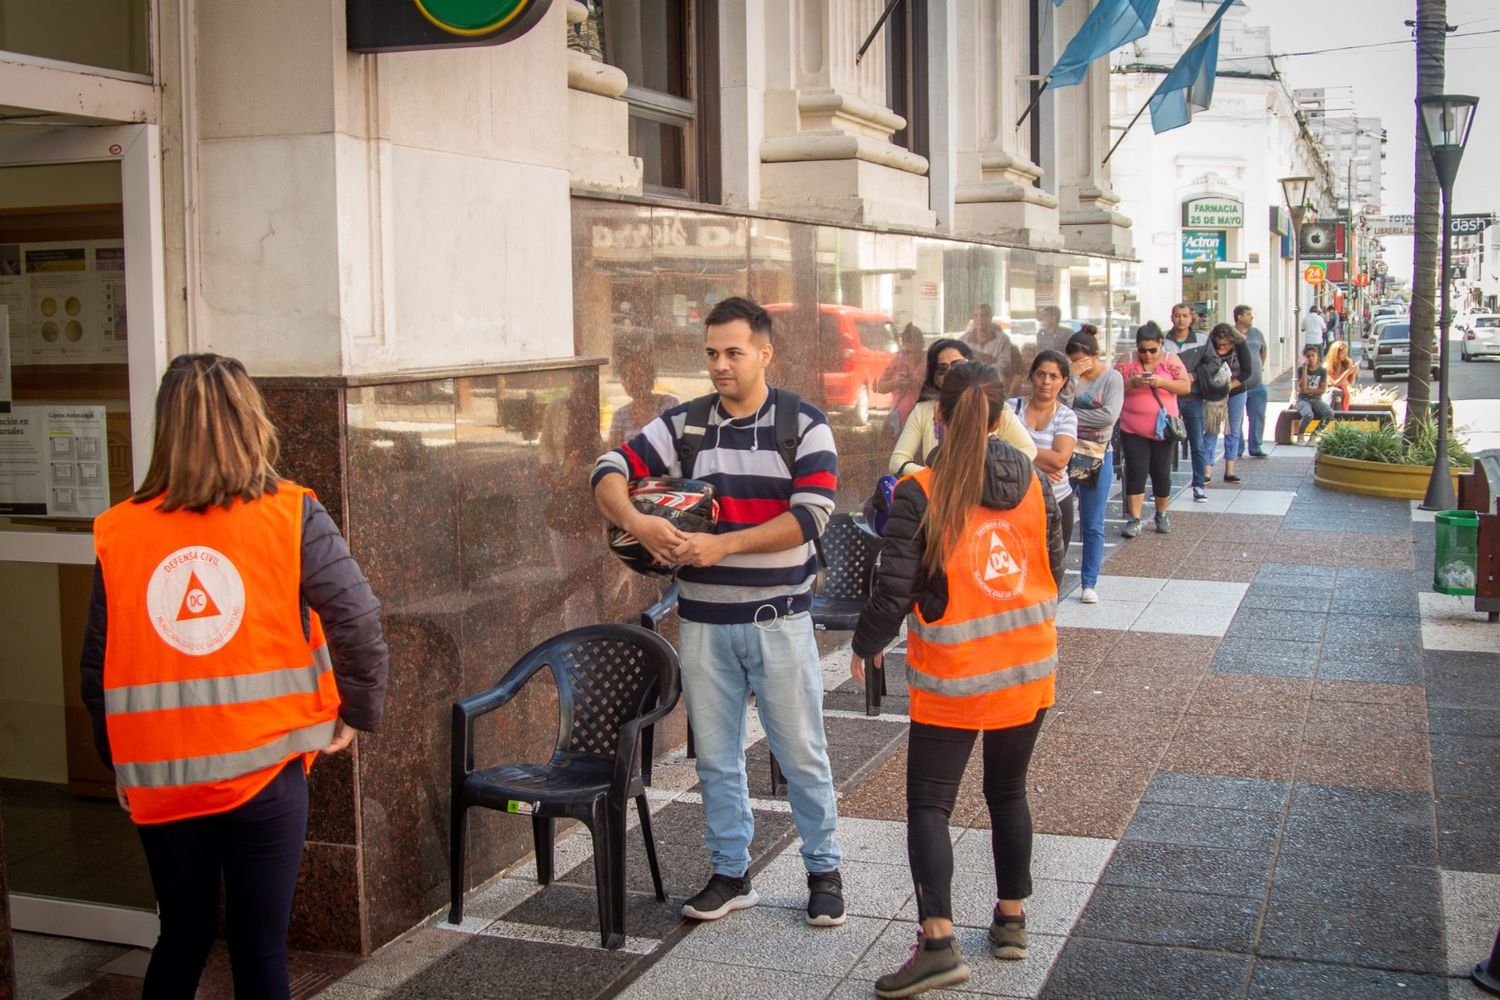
[1435,510,1480,596]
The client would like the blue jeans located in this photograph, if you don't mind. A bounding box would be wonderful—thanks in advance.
[1222,392,1246,463]
[1246,385,1268,454]
[679,613,841,876]
[1178,396,1207,488]
[1076,451,1114,589]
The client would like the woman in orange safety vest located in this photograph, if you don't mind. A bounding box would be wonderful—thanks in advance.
[850,360,1064,999]
[80,354,388,1000]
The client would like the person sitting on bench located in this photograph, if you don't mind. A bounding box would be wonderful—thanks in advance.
[1325,341,1356,411]
[1294,345,1335,445]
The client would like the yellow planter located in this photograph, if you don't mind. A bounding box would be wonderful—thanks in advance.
[1314,452,1461,500]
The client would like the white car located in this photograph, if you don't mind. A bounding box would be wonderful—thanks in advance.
[1461,314,1500,361]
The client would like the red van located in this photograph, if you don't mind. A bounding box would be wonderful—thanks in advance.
[765,303,898,424]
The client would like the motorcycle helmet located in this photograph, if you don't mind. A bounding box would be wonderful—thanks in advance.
[607,477,720,576]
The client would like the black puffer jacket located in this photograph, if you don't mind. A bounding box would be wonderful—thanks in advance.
[852,439,1065,659]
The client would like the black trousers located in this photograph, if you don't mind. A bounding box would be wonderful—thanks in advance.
[1058,493,1076,551]
[906,712,1047,922]
[1120,431,1175,499]
[136,761,308,1000]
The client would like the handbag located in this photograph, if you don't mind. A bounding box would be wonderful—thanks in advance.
[1067,438,1106,486]
[1153,388,1187,442]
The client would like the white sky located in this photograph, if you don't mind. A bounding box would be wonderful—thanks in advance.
[1239,0,1500,283]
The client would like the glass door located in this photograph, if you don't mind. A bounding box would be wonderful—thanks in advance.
[0,123,165,948]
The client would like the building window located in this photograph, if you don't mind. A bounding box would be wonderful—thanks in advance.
[884,0,928,158]
[599,0,720,202]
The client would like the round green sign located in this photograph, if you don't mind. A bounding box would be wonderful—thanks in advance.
[413,0,534,36]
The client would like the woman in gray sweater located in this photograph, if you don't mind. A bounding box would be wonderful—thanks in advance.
[1065,330,1124,604]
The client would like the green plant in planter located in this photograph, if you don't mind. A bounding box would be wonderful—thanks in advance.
[1347,384,1399,408]
[1316,414,1472,468]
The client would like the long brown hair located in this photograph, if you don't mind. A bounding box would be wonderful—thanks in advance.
[133,353,281,512]
[920,361,1003,579]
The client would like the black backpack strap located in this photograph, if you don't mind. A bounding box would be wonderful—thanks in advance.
[770,389,828,584]
[676,393,717,478]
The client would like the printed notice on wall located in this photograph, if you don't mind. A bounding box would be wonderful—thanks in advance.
[0,241,127,366]
[0,404,109,519]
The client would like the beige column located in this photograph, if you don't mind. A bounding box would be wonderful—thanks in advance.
[1055,0,1133,256]
[758,0,935,227]
[564,0,643,194]
[952,0,1062,248]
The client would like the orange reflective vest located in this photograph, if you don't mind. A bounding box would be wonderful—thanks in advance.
[904,468,1058,730]
[94,484,340,824]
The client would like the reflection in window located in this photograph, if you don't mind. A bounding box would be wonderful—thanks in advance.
[0,0,151,76]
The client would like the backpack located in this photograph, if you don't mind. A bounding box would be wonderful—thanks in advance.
[674,388,827,583]
[1189,347,1231,401]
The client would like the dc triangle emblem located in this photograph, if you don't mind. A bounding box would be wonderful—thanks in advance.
[176,570,223,621]
[984,531,1020,582]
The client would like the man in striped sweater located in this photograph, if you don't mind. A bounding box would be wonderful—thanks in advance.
[592,296,846,928]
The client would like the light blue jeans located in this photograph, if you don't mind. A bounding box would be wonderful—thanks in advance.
[1203,393,1247,469]
[1246,385,1268,454]
[1178,396,1207,488]
[679,613,841,877]
[1075,450,1114,589]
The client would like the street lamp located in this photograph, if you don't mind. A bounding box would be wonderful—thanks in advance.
[1416,93,1478,512]
[1280,175,1314,358]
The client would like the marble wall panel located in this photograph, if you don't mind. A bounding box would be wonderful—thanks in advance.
[0,809,12,1000]
[289,842,362,954]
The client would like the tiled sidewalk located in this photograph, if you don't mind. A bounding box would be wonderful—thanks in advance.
[55,448,1500,1000]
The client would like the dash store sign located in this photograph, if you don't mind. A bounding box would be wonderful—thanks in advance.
[1182,198,1243,229]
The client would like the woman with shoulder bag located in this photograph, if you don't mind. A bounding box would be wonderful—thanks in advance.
[1115,323,1191,537]
[1009,351,1078,552]
[80,354,389,999]
[1065,331,1124,604]
[850,361,1065,999]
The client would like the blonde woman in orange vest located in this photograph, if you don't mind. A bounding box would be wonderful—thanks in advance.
[850,360,1064,998]
[79,354,388,1000]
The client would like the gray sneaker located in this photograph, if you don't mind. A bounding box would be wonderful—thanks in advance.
[989,911,1028,960]
[1121,517,1142,538]
[1155,511,1172,534]
[875,933,971,998]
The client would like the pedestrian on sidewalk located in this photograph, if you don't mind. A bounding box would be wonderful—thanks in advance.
[591,296,848,928]
[1165,304,1210,502]
[1326,340,1357,411]
[80,354,389,1000]
[1293,344,1335,444]
[1199,324,1251,485]
[1301,305,1326,353]
[1234,305,1270,457]
[1010,350,1078,552]
[1065,331,1123,604]
[848,360,1064,999]
[889,338,1036,477]
[1116,323,1191,536]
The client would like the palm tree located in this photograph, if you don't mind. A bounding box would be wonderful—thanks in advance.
[1407,0,1446,438]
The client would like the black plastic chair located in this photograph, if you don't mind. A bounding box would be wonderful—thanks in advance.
[811,513,886,715]
[448,624,680,948]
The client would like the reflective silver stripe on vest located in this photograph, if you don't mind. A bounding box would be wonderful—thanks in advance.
[906,654,1057,698]
[114,718,336,790]
[105,658,330,716]
[907,599,1058,646]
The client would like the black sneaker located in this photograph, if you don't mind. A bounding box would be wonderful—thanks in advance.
[875,932,970,998]
[806,869,846,926]
[989,909,1028,960]
[681,873,758,921]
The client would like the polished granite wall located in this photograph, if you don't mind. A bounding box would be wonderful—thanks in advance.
[253,200,1133,955]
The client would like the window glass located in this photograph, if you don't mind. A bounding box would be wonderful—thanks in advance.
[1381,325,1409,341]
[1475,317,1498,328]
[629,117,688,193]
[603,0,687,99]
[0,0,150,76]
[857,321,898,352]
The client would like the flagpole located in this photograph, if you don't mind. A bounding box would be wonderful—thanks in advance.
[1103,99,1151,165]
[1016,79,1052,128]
[855,0,904,64]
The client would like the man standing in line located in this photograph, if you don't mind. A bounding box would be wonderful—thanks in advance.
[592,296,847,928]
[1035,305,1073,356]
[1234,304,1270,458]
[1165,303,1209,502]
[963,303,1025,396]
[1301,305,1326,353]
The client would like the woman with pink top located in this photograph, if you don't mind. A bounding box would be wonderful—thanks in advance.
[1115,323,1191,537]
[877,323,929,434]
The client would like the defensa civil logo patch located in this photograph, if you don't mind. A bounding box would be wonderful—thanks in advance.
[970,518,1027,601]
[146,547,246,655]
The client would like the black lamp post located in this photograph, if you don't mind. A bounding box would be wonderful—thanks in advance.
[1280,175,1314,358]
[1417,93,1478,512]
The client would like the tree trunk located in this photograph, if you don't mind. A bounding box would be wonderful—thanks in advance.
[1407,0,1446,437]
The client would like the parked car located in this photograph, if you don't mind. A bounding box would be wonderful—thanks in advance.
[1461,314,1500,361]
[764,303,897,425]
[1369,322,1439,383]
[1362,315,1405,364]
